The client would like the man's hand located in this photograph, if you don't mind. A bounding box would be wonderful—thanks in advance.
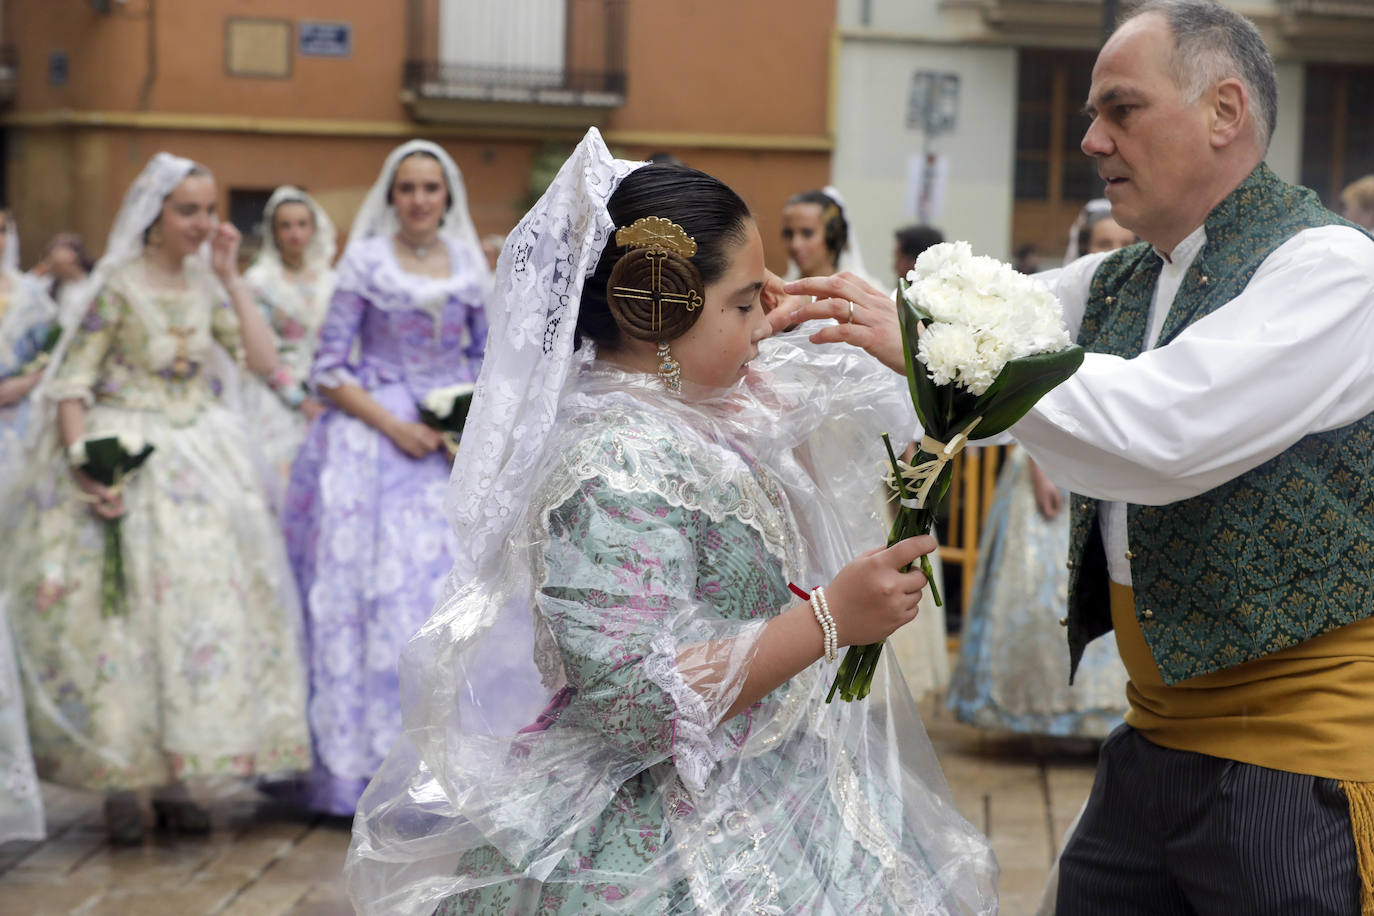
[1028,458,1062,520]
[782,272,906,374]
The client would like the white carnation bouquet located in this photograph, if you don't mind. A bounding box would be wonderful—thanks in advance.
[418,382,477,455]
[828,241,1084,702]
[67,433,156,619]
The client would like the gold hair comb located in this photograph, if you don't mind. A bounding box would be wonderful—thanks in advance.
[615,216,697,258]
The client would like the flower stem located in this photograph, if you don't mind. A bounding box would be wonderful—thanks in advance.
[102,519,126,619]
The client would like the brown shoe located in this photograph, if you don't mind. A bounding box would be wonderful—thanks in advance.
[151,784,211,835]
[104,790,144,845]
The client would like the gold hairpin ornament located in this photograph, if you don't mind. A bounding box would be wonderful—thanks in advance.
[609,217,702,332]
[615,216,697,258]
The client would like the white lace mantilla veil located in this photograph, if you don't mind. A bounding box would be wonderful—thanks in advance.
[3,213,19,273]
[250,185,338,276]
[27,153,200,447]
[1064,198,1112,266]
[336,139,491,313]
[822,184,880,287]
[346,128,997,914]
[0,217,58,365]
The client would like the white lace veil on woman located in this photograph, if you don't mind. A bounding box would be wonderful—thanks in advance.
[253,185,337,273]
[334,139,490,315]
[29,154,200,448]
[346,128,997,914]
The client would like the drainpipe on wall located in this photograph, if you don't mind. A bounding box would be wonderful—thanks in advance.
[136,0,156,110]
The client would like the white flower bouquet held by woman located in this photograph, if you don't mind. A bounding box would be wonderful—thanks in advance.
[828,241,1084,702]
[418,382,477,455]
[66,433,155,619]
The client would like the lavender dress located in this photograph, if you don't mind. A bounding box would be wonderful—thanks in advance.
[282,235,488,815]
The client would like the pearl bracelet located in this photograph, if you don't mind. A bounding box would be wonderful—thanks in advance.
[810,586,838,663]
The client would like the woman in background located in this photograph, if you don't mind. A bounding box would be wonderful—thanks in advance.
[280,140,492,816]
[0,208,54,844]
[242,186,337,480]
[3,153,310,844]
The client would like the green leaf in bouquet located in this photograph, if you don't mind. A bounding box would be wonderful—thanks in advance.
[447,389,476,432]
[965,345,1085,439]
[417,405,445,430]
[82,437,125,485]
[897,291,948,439]
[80,437,155,486]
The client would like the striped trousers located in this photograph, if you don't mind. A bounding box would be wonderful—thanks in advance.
[1057,725,1360,915]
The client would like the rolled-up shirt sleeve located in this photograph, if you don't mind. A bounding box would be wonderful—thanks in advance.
[1013,226,1374,505]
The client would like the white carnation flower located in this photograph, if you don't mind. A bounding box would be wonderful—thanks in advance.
[908,241,1072,395]
[67,440,88,467]
[116,433,146,456]
[422,389,452,416]
[912,240,974,280]
[423,382,477,419]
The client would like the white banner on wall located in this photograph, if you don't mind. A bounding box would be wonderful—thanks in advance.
[905,153,950,223]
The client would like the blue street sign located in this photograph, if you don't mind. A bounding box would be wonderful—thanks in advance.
[299,21,352,59]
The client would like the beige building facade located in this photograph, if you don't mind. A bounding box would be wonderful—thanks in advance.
[1,0,837,272]
[831,0,1374,280]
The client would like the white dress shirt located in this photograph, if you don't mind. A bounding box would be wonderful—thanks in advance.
[1013,223,1374,585]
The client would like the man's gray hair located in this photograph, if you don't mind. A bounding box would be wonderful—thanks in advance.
[1125,0,1277,150]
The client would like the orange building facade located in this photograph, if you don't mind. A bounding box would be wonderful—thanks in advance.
[2,0,836,271]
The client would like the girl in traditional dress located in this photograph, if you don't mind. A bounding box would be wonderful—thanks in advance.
[0,210,53,844]
[345,129,996,914]
[242,187,337,480]
[280,141,492,816]
[2,154,311,844]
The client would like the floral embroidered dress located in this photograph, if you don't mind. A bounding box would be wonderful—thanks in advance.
[0,269,55,840]
[349,351,998,915]
[280,234,489,815]
[3,257,310,791]
[0,269,57,499]
[241,263,335,478]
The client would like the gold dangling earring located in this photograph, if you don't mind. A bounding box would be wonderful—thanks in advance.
[656,341,681,393]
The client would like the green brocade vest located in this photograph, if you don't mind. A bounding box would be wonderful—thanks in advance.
[1066,163,1374,685]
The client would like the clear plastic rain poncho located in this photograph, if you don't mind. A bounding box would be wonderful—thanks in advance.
[345,128,997,915]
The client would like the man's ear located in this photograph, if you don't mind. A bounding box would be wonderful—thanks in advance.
[1210,78,1248,149]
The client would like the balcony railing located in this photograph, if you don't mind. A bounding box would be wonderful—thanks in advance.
[404,0,626,123]
[403,61,625,107]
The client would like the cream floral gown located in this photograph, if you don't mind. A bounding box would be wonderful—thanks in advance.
[5,257,310,791]
[241,261,334,479]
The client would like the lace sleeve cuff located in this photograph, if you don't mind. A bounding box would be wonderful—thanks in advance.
[45,379,94,406]
[641,626,763,795]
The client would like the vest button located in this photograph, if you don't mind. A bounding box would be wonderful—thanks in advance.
[1200,275,1209,284]
[1125,549,1135,560]
[1066,559,1076,570]
[1105,296,1115,304]
[1058,617,1068,627]
[1142,609,1155,621]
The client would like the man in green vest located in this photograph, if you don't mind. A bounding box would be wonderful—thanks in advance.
[781,0,1374,911]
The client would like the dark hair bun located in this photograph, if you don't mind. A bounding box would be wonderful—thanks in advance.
[606,247,704,342]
